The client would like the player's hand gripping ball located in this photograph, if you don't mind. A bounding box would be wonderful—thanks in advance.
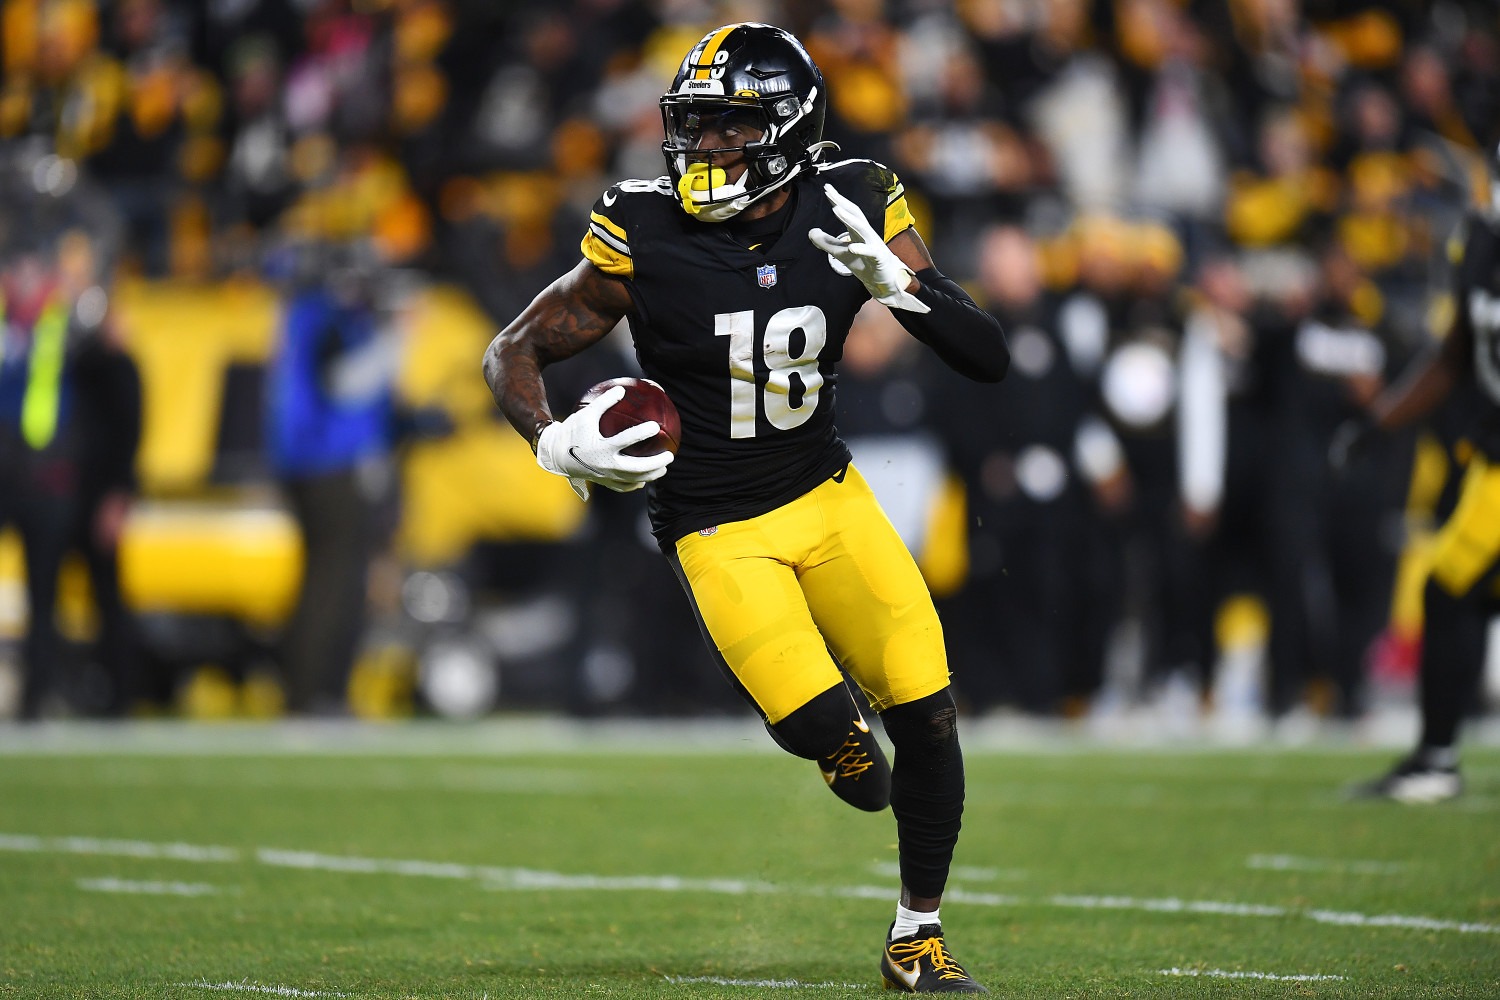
[577,377,681,457]
[533,379,678,501]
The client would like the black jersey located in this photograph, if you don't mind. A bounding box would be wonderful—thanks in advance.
[1450,209,1500,457]
[580,158,919,545]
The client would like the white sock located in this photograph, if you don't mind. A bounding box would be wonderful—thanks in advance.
[891,903,938,940]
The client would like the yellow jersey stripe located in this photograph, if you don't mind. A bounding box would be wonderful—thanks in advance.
[694,25,738,80]
[884,194,916,244]
[581,231,633,278]
[590,211,627,242]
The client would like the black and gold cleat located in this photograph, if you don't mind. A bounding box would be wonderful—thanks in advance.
[880,923,988,993]
[818,710,891,811]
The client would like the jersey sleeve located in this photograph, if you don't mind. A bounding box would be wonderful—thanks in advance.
[879,166,917,244]
[580,186,634,279]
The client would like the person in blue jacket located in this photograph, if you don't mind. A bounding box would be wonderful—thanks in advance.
[267,252,394,713]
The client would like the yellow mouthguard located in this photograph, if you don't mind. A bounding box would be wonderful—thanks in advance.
[677,163,730,213]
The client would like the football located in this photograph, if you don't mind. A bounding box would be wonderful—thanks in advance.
[578,377,682,457]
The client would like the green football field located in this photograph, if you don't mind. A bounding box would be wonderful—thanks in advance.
[1,724,1497,999]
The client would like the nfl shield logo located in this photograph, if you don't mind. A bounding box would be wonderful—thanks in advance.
[699,526,718,536]
[757,264,777,289]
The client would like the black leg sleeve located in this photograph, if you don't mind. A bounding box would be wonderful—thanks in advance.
[1417,577,1490,750]
[880,688,964,898]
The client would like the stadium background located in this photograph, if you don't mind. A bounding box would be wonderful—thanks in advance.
[1,0,1497,729]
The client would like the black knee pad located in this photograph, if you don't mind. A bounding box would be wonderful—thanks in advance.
[880,688,959,752]
[767,683,856,760]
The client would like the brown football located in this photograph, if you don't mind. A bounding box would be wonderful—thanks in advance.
[577,377,682,457]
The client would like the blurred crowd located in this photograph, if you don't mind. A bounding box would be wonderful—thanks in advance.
[2,0,1498,725]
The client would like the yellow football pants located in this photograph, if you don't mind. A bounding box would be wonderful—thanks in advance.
[1429,455,1500,599]
[673,465,950,724]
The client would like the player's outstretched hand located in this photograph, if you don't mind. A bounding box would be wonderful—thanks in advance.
[808,184,930,314]
[534,385,674,501]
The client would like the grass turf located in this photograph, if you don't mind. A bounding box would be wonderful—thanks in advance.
[0,737,1497,998]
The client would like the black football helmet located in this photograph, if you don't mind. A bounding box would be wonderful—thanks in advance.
[660,23,829,221]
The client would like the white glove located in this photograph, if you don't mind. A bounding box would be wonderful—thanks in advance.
[534,385,674,501]
[807,183,930,314]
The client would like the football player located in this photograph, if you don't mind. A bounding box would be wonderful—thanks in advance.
[1337,140,1500,803]
[483,23,1007,993]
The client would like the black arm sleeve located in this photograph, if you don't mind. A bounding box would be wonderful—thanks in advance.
[893,268,1009,382]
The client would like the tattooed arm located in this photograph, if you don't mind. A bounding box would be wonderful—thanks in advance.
[482,260,634,449]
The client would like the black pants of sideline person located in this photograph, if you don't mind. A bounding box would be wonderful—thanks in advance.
[71,500,138,716]
[0,474,76,720]
[281,469,370,714]
[1264,439,1402,717]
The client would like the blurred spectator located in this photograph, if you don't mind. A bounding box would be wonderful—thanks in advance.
[0,136,127,718]
[1129,5,1234,226]
[221,34,296,230]
[1259,241,1409,716]
[60,228,142,716]
[1174,253,1267,710]
[1225,105,1338,250]
[0,239,78,718]
[266,242,396,713]
[892,28,1033,242]
[933,225,1093,711]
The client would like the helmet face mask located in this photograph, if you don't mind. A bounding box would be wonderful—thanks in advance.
[660,23,827,222]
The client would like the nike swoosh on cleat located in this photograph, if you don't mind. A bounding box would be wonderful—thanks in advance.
[820,766,837,787]
[889,959,921,990]
[853,713,870,734]
[602,190,617,206]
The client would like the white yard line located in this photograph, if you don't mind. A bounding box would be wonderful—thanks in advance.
[1158,967,1345,981]
[1304,909,1500,934]
[1248,853,1408,875]
[0,833,239,862]
[179,981,348,997]
[8,763,608,795]
[78,877,223,896]
[663,976,869,989]
[1048,894,1286,917]
[8,832,1496,936]
[254,848,481,881]
[255,847,780,895]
